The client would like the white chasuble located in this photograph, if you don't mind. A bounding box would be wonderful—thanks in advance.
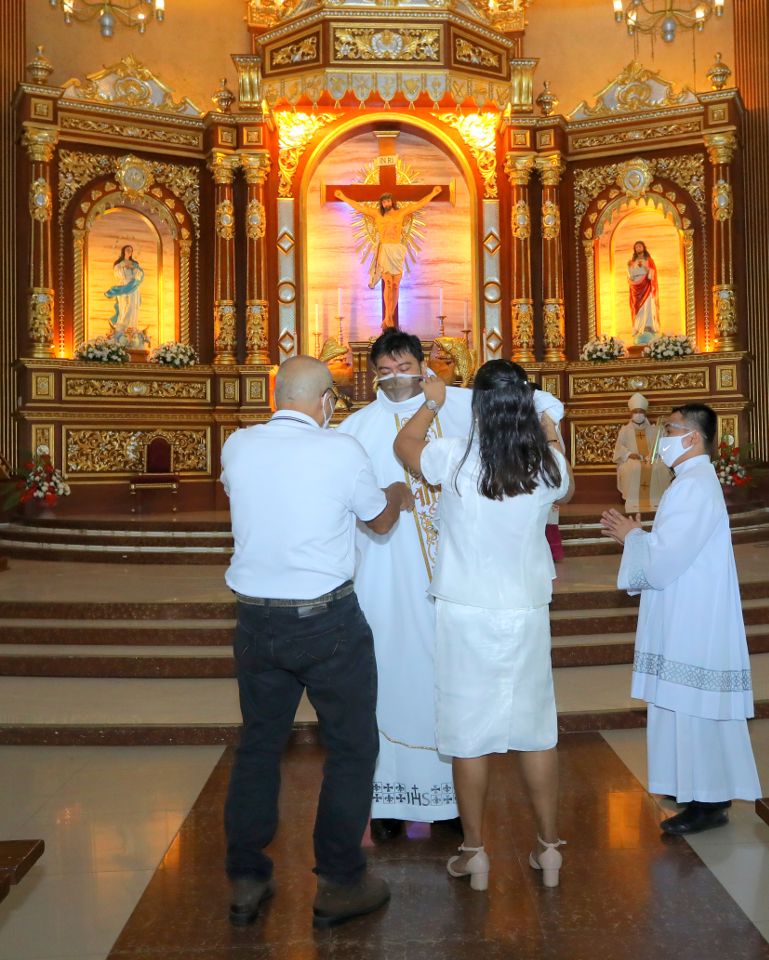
[617,454,760,800]
[613,421,671,513]
[338,386,472,820]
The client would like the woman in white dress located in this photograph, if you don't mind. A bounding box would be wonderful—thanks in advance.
[394,360,574,891]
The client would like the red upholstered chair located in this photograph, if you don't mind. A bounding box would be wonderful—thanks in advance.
[129,436,180,512]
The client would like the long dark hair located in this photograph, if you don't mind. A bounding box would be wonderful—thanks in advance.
[630,240,651,263]
[378,192,399,215]
[454,360,562,500]
[114,244,134,267]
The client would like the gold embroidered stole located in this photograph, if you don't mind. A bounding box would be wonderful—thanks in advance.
[394,412,443,580]
[635,429,652,511]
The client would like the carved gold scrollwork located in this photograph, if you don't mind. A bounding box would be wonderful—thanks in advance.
[29,178,52,222]
[535,153,564,187]
[275,112,339,198]
[214,300,237,364]
[616,158,653,199]
[682,230,696,342]
[65,378,207,399]
[455,38,500,70]
[209,152,239,185]
[246,199,266,240]
[241,153,271,186]
[543,299,566,362]
[504,153,535,187]
[574,424,621,466]
[436,112,497,199]
[704,132,737,166]
[583,238,597,341]
[216,199,236,239]
[511,200,531,240]
[22,125,58,164]
[66,429,208,474]
[115,155,154,200]
[245,300,270,364]
[572,370,707,395]
[712,180,733,221]
[511,298,534,362]
[333,27,440,62]
[273,36,318,66]
[28,287,54,358]
[179,238,191,345]
[713,284,737,350]
[541,200,560,240]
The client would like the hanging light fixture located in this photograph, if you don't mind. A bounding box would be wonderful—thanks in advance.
[49,0,166,38]
[612,0,725,43]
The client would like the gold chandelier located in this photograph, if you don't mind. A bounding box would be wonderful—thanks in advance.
[49,0,166,37]
[612,0,725,42]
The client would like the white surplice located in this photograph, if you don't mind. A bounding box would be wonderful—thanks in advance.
[337,385,472,821]
[617,454,761,802]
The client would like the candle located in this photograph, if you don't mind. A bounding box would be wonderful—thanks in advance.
[438,287,444,315]
[463,299,470,331]
[337,287,342,317]
[314,303,319,334]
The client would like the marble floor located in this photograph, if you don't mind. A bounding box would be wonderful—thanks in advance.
[0,726,767,960]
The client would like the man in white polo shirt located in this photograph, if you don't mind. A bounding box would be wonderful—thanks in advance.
[221,355,413,929]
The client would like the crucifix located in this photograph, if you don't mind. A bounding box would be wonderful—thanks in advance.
[324,131,453,330]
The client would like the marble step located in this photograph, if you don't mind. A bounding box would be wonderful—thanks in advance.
[0,654,767,744]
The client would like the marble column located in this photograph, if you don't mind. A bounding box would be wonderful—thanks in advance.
[705,131,738,351]
[241,152,271,365]
[21,125,58,359]
[504,153,535,362]
[535,152,566,363]
[208,152,241,365]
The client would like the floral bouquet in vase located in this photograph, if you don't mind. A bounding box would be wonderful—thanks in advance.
[643,334,696,360]
[150,342,199,367]
[712,436,751,489]
[580,335,626,362]
[2,445,71,512]
[75,337,129,363]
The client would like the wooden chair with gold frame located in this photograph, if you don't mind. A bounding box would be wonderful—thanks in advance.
[129,435,180,512]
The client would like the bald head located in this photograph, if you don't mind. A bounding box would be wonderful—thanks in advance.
[274,355,332,414]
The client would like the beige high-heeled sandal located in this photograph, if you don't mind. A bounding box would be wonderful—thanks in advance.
[447,843,490,891]
[528,836,565,888]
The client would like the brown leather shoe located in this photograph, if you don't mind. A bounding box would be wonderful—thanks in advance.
[229,876,275,926]
[312,872,390,928]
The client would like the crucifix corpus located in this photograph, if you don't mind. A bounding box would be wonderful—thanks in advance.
[324,131,453,330]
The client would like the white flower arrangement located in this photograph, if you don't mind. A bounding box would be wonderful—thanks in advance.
[643,334,696,360]
[150,342,199,367]
[74,337,129,363]
[580,335,626,362]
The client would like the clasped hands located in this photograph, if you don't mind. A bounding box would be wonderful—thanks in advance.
[600,508,642,545]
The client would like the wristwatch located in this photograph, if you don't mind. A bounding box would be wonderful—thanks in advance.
[424,399,440,415]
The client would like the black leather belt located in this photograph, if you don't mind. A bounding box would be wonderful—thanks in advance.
[233,580,354,617]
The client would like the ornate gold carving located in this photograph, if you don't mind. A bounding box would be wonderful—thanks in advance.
[486,0,529,33]
[231,55,263,111]
[29,178,52,222]
[216,199,236,240]
[246,199,266,240]
[713,284,737,350]
[272,36,318,66]
[583,238,597,341]
[511,299,534,362]
[571,370,707,396]
[536,81,558,118]
[275,112,339,198]
[59,114,201,148]
[511,200,531,240]
[436,113,497,199]
[245,301,270,364]
[64,378,207,400]
[705,131,737,166]
[22,125,58,163]
[241,153,271,185]
[535,153,564,187]
[66,429,208,474]
[509,59,538,113]
[504,153,535,187]
[571,120,701,151]
[455,38,500,70]
[209,152,240,185]
[26,45,54,85]
[61,55,202,116]
[333,27,440,62]
[712,179,733,221]
[569,60,696,120]
[214,301,237,364]
[541,200,560,240]
[115,155,154,199]
[716,364,737,391]
[616,159,653,199]
[246,0,283,31]
[179,238,191,345]
[28,288,54,358]
[706,53,732,92]
[574,424,621,466]
[32,373,54,400]
[543,299,565,362]
[655,155,705,218]
[683,229,696,342]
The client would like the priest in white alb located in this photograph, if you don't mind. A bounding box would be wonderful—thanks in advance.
[601,403,761,835]
[613,392,671,513]
[337,329,471,840]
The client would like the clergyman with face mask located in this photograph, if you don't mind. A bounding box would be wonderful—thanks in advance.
[613,392,671,514]
[337,329,473,841]
[601,403,761,836]
[220,355,414,929]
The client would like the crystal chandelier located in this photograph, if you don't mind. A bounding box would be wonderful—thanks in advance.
[49,0,166,37]
[612,0,725,42]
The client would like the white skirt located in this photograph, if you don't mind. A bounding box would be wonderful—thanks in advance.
[434,599,558,758]
[647,703,762,802]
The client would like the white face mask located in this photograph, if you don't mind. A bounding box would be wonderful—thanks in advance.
[321,392,335,429]
[375,372,423,403]
[632,414,646,425]
[658,431,694,468]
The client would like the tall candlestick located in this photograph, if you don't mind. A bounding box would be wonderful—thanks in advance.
[462,299,470,332]
[314,302,319,334]
[337,287,342,318]
[438,287,443,316]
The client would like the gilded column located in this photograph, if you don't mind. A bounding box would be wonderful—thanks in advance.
[209,151,240,365]
[21,124,58,359]
[705,132,738,351]
[535,152,566,363]
[241,152,271,365]
[504,153,535,362]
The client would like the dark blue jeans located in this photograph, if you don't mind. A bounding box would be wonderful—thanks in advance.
[224,591,378,885]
